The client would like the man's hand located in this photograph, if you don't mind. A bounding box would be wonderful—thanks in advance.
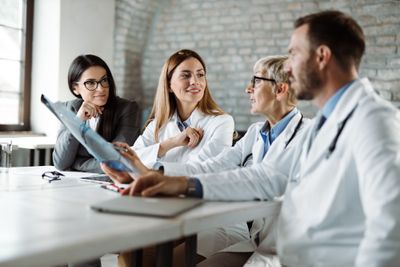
[121,171,189,197]
[76,100,104,121]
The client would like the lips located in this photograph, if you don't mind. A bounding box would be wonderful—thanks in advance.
[186,88,201,93]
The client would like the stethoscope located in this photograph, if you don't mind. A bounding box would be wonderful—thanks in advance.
[325,105,357,159]
[241,114,304,167]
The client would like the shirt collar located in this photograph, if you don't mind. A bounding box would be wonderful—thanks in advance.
[321,80,356,119]
[177,116,192,128]
[174,110,193,130]
[260,107,299,143]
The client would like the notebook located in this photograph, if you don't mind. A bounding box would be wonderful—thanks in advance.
[41,94,138,173]
[91,196,203,217]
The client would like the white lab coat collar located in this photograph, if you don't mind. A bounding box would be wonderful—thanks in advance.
[302,78,371,175]
[253,112,303,163]
[276,111,303,147]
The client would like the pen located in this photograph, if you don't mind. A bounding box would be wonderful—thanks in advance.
[101,184,121,193]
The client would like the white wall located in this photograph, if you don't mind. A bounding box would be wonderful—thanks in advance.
[31,0,115,138]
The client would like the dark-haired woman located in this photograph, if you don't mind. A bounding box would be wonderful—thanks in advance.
[53,54,140,173]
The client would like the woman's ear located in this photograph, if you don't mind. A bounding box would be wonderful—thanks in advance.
[72,84,80,96]
[275,83,289,101]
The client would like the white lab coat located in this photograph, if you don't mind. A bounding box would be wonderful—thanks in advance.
[278,78,400,267]
[133,109,234,167]
[197,78,400,267]
[163,112,305,177]
[177,112,308,259]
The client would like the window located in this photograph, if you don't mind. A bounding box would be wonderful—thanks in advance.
[0,0,33,131]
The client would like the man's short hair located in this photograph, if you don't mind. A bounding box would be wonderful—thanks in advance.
[295,10,365,71]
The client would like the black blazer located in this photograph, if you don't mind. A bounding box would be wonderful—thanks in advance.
[52,97,140,173]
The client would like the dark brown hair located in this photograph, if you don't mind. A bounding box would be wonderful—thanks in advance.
[295,10,365,71]
[67,54,117,141]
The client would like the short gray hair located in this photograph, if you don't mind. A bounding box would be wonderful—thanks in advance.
[253,55,297,106]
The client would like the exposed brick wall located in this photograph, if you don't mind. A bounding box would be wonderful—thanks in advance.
[114,0,400,130]
[113,0,159,102]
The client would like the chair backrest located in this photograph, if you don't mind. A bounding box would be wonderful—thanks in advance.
[232,130,246,146]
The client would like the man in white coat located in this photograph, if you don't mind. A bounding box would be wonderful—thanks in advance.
[109,10,400,267]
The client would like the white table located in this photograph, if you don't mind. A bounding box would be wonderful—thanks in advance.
[0,167,279,267]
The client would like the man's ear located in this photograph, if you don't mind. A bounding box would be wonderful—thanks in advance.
[316,45,331,70]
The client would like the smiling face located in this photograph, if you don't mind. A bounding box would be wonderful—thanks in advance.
[72,66,109,106]
[169,57,206,109]
[246,69,277,116]
[286,24,323,101]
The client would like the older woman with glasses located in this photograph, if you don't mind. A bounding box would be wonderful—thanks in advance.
[53,54,140,173]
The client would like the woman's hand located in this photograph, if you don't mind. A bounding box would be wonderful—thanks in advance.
[100,142,150,183]
[158,127,204,157]
[176,127,204,148]
[100,162,133,184]
[76,100,104,121]
[113,142,150,174]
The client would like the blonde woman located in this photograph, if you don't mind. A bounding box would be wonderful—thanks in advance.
[133,49,234,168]
[106,49,234,267]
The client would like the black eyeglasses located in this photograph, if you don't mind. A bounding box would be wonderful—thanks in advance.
[42,171,64,183]
[75,77,110,91]
[251,76,276,88]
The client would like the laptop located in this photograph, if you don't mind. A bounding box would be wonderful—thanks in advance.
[41,94,138,173]
[91,196,203,217]
[80,175,114,184]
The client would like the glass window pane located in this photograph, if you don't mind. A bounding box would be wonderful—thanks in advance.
[0,59,22,93]
[0,0,23,28]
[0,59,22,125]
[0,92,20,124]
[0,26,22,60]
[0,0,31,130]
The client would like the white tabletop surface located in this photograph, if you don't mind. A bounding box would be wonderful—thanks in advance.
[0,166,278,267]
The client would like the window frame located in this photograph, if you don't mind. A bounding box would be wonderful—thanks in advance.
[0,0,34,132]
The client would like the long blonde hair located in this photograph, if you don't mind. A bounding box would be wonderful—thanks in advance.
[145,49,225,142]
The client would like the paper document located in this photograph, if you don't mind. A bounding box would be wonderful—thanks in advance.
[41,94,138,174]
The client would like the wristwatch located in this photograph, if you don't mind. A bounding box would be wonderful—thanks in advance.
[186,178,197,196]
